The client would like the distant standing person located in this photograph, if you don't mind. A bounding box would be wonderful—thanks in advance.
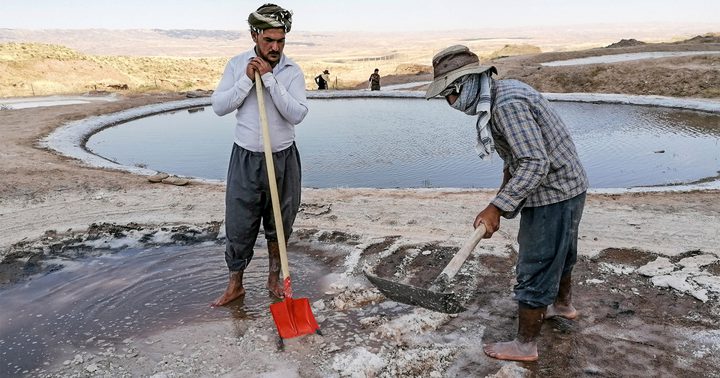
[425,45,588,362]
[315,69,330,90]
[210,3,308,307]
[369,68,381,91]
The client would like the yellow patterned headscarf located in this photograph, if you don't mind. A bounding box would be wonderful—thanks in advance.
[248,3,293,33]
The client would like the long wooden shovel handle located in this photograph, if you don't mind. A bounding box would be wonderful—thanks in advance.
[255,71,291,282]
[436,224,486,283]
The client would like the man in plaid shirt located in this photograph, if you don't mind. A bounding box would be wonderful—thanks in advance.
[426,45,588,362]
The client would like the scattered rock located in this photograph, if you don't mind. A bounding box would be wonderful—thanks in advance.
[107,84,129,90]
[147,172,170,183]
[331,347,385,377]
[300,203,332,216]
[652,274,709,302]
[692,275,720,294]
[161,176,190,186]
[185,89,213,98]
[312,299,326,310]
[637,257,675,277]
[487,363,531,377]
[677,254,718,271]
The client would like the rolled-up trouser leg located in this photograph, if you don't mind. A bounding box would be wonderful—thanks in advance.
[224,143,302,271]
[514,192,586,308]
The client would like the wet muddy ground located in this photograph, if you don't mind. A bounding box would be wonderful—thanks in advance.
[366,239,720,377]
[1,226,719,377]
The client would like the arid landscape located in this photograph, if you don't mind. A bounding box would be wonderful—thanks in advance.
[1,26,719,96]
[1,25,720,377]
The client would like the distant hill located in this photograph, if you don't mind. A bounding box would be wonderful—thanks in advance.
[0,28,252,57]
[488,44,542,59]
[606,33,720,48]
[605,39,647,48]
[151,29,243,40]
[0,42,226,97]
[682,33,720,44]
[1,27,718,97]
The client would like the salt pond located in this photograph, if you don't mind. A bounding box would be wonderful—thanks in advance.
[85,97,720,189]
[541,51,720,66]
[0,94,118,110]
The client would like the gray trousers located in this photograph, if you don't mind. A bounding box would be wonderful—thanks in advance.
[514,192,586,308]
[224,143,302,271]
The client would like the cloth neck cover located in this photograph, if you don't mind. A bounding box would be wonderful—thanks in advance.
[449,72,495,160]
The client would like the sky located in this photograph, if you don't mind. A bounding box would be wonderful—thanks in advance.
[1,0,718,32]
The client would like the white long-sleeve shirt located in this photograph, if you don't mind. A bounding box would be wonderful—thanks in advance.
[211,48,308,152]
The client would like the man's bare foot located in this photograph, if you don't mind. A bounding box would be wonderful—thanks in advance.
[211,286,246,307]
[211,271,245,307]
[483,340,538,362]
[546,303,578,320]
[549,273,576,319]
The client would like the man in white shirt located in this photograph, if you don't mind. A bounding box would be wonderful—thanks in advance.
[210,3,308,307]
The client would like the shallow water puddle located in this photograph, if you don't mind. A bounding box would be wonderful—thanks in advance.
[541,51,720,66]
[0,243,328,375]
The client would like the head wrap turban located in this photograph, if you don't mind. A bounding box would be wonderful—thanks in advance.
[248,3,293,33]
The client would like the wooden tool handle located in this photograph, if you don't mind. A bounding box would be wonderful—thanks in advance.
[437,224,486,282]
[255,71,291,281]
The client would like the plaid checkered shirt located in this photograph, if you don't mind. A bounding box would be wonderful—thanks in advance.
[489,79,588,217]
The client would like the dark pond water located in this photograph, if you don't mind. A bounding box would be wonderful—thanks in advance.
[0,243,328,375]
[87,99,720,188]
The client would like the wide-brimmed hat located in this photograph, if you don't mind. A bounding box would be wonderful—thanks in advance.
[425,45,495,99]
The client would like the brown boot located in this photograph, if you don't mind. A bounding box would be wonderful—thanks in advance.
[547,273,578,320]
[484,303,546,362]
[211,270,245,307]
[267,241,284,299]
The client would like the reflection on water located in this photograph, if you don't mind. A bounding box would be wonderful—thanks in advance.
[86,99,720,188]
[0,243,327,375]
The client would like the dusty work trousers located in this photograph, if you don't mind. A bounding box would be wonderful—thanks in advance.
[514,192,586,308]
[224,143,302,272]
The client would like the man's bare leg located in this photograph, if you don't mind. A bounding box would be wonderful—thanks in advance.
[546,273,578,320]
[267,241,284,299]
[211,270,246,307]
[484,304,545,362]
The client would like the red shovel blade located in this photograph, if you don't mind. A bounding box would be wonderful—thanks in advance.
[270,297,320,339]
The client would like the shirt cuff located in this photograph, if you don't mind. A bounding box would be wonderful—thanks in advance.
[238,74,254,91]
[261,72,275,88]
[491,192,525,219]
